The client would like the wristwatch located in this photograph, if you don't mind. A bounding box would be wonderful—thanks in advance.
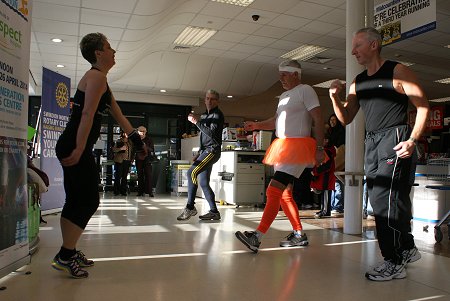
[408,137,417,144]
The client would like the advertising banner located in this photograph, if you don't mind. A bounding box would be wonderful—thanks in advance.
[408,106,444,130]
[40,67,70,211]
[374,0,436,46]
[0,0,33,276]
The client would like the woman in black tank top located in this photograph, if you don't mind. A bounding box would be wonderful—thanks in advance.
[52,33,144,279]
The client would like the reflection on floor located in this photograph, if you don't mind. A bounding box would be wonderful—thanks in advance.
[1,193,449,301]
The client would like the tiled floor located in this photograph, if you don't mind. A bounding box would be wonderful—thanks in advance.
[1,193,449,301]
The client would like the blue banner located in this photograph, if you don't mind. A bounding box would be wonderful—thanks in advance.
[40,68,70,211]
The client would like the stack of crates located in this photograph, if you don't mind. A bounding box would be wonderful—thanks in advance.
[170,160,190,196]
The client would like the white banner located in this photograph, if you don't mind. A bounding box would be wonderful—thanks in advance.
[374,0,436,45]
[0,0,33,276]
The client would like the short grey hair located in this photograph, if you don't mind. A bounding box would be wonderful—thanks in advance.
[355,27,382,53]
[206,89,220,100]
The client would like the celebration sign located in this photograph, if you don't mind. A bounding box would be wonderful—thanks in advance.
[0,0,33,277]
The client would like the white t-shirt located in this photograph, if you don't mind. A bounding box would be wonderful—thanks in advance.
[275,84,320,138]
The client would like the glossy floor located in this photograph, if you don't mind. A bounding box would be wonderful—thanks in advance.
[1,194,449,301]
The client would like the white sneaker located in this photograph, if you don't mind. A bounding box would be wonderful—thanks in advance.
[365,260,407,281]
[402,247,421,263]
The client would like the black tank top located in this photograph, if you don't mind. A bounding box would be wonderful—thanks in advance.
[56,68,112,158]
[355,60,409,132]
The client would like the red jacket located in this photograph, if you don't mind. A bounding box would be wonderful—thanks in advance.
[310,146,336,191]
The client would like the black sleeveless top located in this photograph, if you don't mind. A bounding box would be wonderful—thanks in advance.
[56,68,112,158]
[355,60,409,132]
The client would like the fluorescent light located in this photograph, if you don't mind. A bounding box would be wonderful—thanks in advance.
[51,38,62,43]
[174,26,217,47]
[160,89,166,93]
[281,44,327,61]
[398,60,415,66]
[435,78,450,84]
[227,95,233,98]
[56,64,65,68]
[313,79,345,88]
[211,0,254,6]
[429,97,450,103]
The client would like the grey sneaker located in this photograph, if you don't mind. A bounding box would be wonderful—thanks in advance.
[199,211,221,220]
[235,231,261,253]
[177,207,198,221]
[365,260,407,281]
[402,247,421,263]
[280,232,309,247]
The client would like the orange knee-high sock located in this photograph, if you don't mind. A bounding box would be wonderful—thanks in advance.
[256,185,283,234]
[280,189,303,231]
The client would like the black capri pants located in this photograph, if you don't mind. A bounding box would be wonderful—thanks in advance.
[57,147,100,229]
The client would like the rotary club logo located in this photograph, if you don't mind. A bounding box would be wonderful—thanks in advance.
[55,82,69,108]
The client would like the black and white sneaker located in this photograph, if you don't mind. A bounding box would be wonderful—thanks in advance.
[402,247,421,264]
[280,232,309,247]
[365,260,406,281]
[235,231,261,253]
[199,211,221,220]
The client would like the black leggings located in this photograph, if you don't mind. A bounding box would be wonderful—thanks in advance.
[272,171,295,187]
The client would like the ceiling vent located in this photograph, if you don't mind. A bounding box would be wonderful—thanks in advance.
[173,45,192,50]
[313,56,333,64]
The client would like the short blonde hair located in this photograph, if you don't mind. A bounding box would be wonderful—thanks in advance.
[137,126,147,132]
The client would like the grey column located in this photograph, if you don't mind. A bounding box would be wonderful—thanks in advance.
[343,0,367,234]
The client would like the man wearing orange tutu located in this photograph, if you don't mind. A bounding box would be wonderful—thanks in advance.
[235,60,325,253]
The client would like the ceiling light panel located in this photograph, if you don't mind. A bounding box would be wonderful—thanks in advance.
[211,0,254,7]
[313,79,345,89]
[435,78,450,84]
[429,97,450,103]
[174,26,217,47]
[281,45,328,61]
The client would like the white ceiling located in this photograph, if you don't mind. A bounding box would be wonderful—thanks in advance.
[29,0,450,103]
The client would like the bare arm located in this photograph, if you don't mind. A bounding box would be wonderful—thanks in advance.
[244,116,276,131]
[329,79,360,125]
[60,71,105,166]
[309,107,325,164]
[392,64,429,158]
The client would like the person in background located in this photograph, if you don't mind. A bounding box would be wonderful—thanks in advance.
[329,27,429,281]
[311,134,336,219]
[53,32,144,278]
[327,114,345,217]
[135,126,156,197]
[113,132,133,196]
[177,89,224,221]
[235,60,325,253]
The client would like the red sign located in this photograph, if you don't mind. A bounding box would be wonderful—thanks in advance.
[408,106,444,130]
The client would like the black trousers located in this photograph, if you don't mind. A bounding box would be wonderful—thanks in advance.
[365,125,417,263]
[114,160,131,194]
[136,159,152,195]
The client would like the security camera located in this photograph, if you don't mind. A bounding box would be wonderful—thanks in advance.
[252,14,260,21]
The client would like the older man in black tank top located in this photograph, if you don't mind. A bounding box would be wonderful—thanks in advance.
[328,27,429,281]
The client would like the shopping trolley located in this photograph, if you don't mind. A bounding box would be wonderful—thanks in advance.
[425,158,450,242]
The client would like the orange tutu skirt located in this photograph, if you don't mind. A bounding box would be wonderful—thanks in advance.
[263,137,317,165]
